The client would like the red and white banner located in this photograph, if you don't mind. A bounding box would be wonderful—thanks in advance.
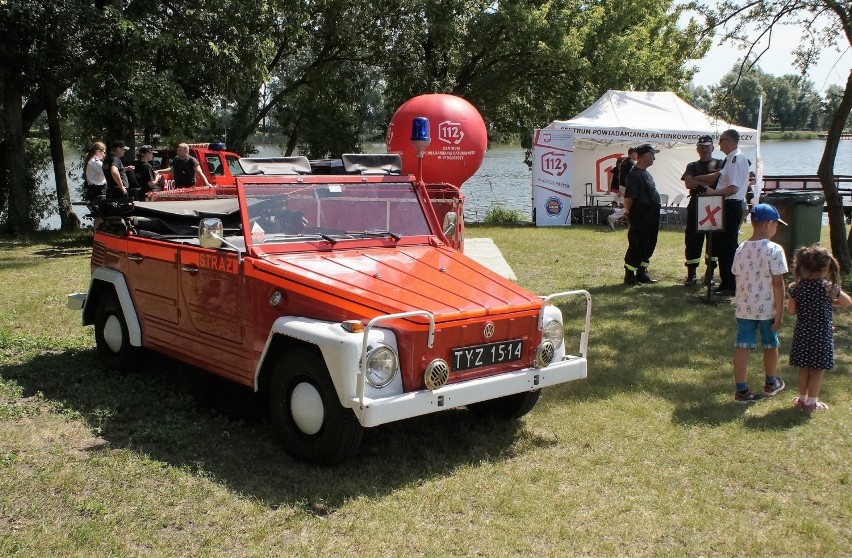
[531,129,575,226]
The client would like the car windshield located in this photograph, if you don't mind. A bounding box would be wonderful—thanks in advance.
[242,181,433,245]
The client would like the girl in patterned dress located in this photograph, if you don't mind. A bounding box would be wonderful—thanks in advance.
[787,246,852,411]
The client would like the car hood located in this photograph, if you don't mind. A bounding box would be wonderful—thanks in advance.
[252,244,540,319]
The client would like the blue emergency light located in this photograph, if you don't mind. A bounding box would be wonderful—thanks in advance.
[411,117,430,157]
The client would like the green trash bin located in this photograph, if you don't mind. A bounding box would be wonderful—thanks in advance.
[762,190,825,264]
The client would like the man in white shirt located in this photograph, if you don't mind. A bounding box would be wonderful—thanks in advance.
[693,129,748,296]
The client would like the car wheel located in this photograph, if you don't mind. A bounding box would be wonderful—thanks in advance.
[269,346,363,465]
[94,291,142,372]
[467,390,541,419]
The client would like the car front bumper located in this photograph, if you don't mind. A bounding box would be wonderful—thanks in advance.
[351,355,587,427]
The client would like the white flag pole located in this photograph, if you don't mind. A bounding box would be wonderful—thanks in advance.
[754,95,764,203]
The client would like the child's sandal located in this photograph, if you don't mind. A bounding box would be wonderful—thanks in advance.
[801,400,828,412]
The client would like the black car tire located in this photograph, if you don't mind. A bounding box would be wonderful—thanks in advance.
[467,390,541,419]
[93,291,142,372]
[269,346,363,465]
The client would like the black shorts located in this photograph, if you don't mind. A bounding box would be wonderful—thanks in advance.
[87,183,107,202]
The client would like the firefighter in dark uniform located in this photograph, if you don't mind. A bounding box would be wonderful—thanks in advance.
[681,135,723,286]
[623,144,662,285]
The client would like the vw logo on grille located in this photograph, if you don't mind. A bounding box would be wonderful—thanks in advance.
[483,322,495,339]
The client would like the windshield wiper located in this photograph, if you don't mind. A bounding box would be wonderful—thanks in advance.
[259,232,339,244]
[356,229,401,241]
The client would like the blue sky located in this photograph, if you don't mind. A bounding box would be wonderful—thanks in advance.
[681,6,850,93]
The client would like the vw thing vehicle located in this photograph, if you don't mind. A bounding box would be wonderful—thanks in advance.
[70,106,590,464]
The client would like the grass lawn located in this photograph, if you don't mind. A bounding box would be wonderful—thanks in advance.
[1,224,850,557]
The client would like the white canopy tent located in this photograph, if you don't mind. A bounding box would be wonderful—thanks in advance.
[532,90,758,226]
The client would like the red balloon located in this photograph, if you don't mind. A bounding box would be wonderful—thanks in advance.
[387,94,487,187]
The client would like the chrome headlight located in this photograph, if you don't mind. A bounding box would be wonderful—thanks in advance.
[365,344,398,388]
[542,319,564,350]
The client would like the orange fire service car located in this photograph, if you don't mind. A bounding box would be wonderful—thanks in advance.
[69,153,590,464]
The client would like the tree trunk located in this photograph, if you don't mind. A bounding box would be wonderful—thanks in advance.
[227,76,308,155]
[225,94,259,155]
[46,93,80,231]
[0,82,72,228]
[2,77,33,234]
[819,69,852,273]
[0,143,8,219]
[285,114,303,156]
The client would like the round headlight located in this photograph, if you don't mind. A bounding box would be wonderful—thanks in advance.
[365,345,398,388]
[542,319,564,350]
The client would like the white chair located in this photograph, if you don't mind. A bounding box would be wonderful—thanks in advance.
[658,194,669,227]
[660,193,684,228]
[668,193,685,227]
[607,206,628,230]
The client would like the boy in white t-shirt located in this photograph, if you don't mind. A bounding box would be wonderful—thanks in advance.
[730,204,789,403]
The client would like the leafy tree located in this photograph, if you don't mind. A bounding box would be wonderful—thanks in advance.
[0,0,95,233]
[68,0,251,148]
[384,0,708,142]
[762,73,797,130]
[764,74,822,130]
[710,65,822,130]
[683,83,714,113]
[695,0,852,272]
[821,84,852,130]
[262,49,390,157]
[224,0,392,156]
[711,66,764,126]
[791,76,822,130]
[2,0,279,232]
[272,63,382,158]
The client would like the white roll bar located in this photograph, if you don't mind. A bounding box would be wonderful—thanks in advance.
[539,290,592,359]
[357,310,436,404]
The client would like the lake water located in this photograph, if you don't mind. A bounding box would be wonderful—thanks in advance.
[460,140,852,222]
[44,139,852,228]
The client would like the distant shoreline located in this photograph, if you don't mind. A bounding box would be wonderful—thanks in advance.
[761,131,824,140]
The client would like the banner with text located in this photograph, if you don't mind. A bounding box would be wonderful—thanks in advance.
[548,126,757,146]
[532,129,575,226]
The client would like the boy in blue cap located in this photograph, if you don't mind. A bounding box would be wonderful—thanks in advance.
[730,203,788,402]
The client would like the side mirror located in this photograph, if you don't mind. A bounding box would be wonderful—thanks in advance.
[442,211,457,239]
[199,218,224,248]
[199,217,245,263]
